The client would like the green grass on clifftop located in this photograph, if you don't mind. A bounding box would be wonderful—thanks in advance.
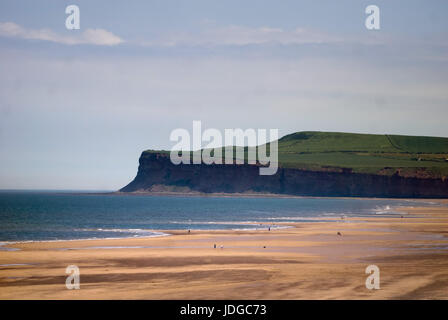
[143,131,448,178]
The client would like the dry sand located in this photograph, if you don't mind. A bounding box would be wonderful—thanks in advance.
[1,201,448,299]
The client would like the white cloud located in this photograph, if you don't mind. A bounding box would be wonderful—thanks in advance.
[138,24,395,48]
[80,28,124,46]
[206,25,340,46]
[142,25,343,47]
[0,22,123,46]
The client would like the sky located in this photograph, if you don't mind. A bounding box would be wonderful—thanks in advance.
[0,0,447,190]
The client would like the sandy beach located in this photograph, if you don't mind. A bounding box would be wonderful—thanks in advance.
[1,201,448,300]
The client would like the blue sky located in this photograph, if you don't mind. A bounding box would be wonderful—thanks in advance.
[0,1,447,190]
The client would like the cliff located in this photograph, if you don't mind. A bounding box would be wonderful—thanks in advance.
[120,152,448,198]
[121,131,448,198]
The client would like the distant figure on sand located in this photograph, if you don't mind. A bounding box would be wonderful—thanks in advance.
[214,244,216,249]
[268,226,271,231]
[337,232,342,236]
[188,229,190,234]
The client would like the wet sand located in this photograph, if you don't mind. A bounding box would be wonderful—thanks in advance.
[1,202,448,299]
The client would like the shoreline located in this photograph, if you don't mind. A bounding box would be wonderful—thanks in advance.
[0,201,437,248]
[0,224,298,249]
[0,199,446,249]
[1,202,448,299]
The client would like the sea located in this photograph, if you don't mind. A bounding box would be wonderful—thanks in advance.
[0,190,439,244]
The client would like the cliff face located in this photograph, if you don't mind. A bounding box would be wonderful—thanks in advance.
[120,152,448,198]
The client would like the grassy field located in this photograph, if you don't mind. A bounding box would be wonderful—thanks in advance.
[275,132,448,177]
[144,131,448,178]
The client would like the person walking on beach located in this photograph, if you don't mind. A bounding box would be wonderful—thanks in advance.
[214,244,216,249]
